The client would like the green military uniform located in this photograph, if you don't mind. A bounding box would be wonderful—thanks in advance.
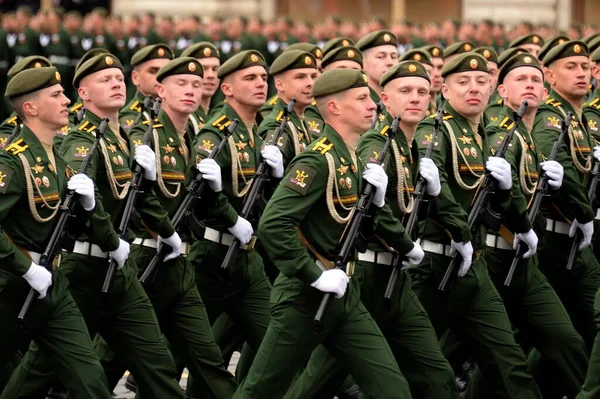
[284,73,456,397]
[532,42,600,352]
[0,67,111,398]
[483,48,522,128]
[234,68,412,398]
[96,59,238,399]
[39,28,73,103]
[412,53,542,398]
[421,45,444,116]
[4,55,187,399]
[8,26,40,66]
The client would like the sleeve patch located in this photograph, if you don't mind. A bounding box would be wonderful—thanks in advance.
[0,164,14,194]
[284,163,317,195]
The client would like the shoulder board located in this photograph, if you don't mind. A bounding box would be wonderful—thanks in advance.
[587,97,600,109]
[268,95,279,106]
[4,138,28,155]
[142,118,160,125]
[312,136,334,154]
[379,124,390,136]
[496,99,503,105]
[77,120,97,133]
[211,114,232,131]
[545,98,562,107]
[69,103,83,113]
[442,115,453,120]
[6,115,18,125]
[498,116,515,131]
[275,110,284,122]
[311,100,317,106]
[129,100,140,111]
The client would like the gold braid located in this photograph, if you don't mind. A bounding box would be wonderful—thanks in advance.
[444,121,484,190]
[286,121,302,156]
[98,139,130,200]
[152,128,181,199]
[391,140,414,213]
[18,154,60,223]
[228,136,253,198]
[515,132,536,195]
[325,152,354,224]
[556,107,591,173]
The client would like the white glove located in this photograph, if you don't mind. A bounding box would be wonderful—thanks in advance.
[594,146,600,161]
[363,163,388,208]
[261,145,284,178]
[196,158,222,192]
[67,173,96,211]
[109,239,130,270]
[569,219,594,250]
[22,262,52,299]
[134,145,157,181]
[419,158,441,196]
[540,161,564,190]
[513,229,538,259]
[310,269,350,298]
[486,157,512,190]
[450,240,474,277]
[402,241,425,267]
[228,216,254,246]
[157,232,182,262]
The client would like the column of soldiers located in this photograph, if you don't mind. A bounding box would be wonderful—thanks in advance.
[3,11,600,399]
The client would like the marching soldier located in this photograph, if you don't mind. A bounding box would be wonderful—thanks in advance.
[0,67,111,399]
[2,53,187,399]
[475,47,500,126]
[420,45,444,115]
[234,68,412,399]
[509,34,545,60]
[119,44,174,132]
[284,61,457,399]
[413,52,542,398]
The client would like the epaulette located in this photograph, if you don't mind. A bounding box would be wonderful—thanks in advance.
[4,138,28,155]
[545,98,562,107]
[69,103,83,113]
[311,100,317,106]
[379,124,390,137]
[496,99,503,105]
[587,97,600,110]
[312,136,334,154]
[129,100,140,111]
[268,95,279,106]
[77,120,97,133]
[211,114,232,131]
[6,115,18,125]
[142,118,161,128]
[275,110,284,122]
[498,116,515,131]
[442,114,453,120]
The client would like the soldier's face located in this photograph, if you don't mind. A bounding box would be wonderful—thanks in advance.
[430,57,444,92]
[29,84,71,129]
[488,62,499,91]
[442,72,491,118]
[519,44,542,60]
[381,77,430,125]
[79,68,126,111]
[324,60,362,71]
[158,74,202,115]
[275,68,318,108]
[198,57,221,98]
[221,66,268,109]
[547,57,591,99]
[363,46,399,85]
[499,67,546,109]
[133,59,170,97]
[337,87,377,133]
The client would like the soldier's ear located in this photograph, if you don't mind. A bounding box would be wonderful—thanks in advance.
[592,63,600,81]
[221,81,233,97]
[156,83,166,100]
[131,69,140,86]
[497,84,507,100]
[441,83,449,100]
[78,86,89,101]
[380,91,390,109]
[544,67,555,86]
[274,77,284,93]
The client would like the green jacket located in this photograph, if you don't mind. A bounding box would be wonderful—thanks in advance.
[531,92,594,224]
[415,102,511,249]
[0,113,20,144]
[61,110,174,252]
[193,102,272,231]
[583,88,600,144]
[304,103,324,139]
[369,87,386,126]
[258,97,313,168]
[119,91,153,133]
[483,91,504,128]
[357,113,420,255]
[0,127,90,288]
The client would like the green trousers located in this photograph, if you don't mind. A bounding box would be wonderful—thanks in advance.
[577,286,600,398]
[186,239,271,397]
[412,251,542,399]
[1,253,185,399]
[0,271,111,399]
[468,245,588,398]
[283,260,456,399]
[233,274,411,399]
[96,244,237,399]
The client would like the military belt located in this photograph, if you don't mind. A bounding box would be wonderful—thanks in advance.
[73,241,109,258]
[132,237,190,256]
[357,249,394,265]
[485,234,512,250]
[545,219,570,235]
[203,227,256,251]
[417,239,453,257]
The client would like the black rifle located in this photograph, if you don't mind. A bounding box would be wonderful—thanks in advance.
[383,106,445,303]
[370,100,384,129]
[505,111,571,283]
[76,106,86,125]
[220,99,297,273]
[6,116,22,146]
[101,99,162,293]
[139,119,240,283]
[128,95,153,134]
[566,115,597,271]
[18,118,108,321]
[314,116,400,333]
[439,101,529,292]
